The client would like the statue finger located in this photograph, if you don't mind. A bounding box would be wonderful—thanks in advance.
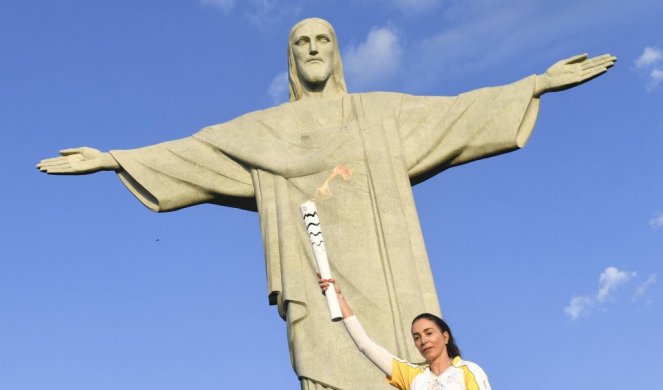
[582,65,609,76]
[37,158,70,168]
[580,68,608,82]
[585,53,612,63]
[582,56,616,71]
[38,156,69,165]
[42,164,74,174]
[582,60,613,73]
[564,53,588,64]
[588,53,616,62]
[603,56,618,68]
[60,147,87,156]
[594,55,616,66]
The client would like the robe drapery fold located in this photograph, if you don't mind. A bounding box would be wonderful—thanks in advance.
[109,76,539,389]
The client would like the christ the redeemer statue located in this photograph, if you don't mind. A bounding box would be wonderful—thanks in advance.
[38,18,616,389]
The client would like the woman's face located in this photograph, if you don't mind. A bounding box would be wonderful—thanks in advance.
[411,318,449,362]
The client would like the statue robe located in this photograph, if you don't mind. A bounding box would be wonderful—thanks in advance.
[110,76,540,389]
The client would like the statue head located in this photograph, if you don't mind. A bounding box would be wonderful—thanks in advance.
[288,18,347,102]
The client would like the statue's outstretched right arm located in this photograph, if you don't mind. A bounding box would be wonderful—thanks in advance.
[37,147,119,175]
[37,137,256,212]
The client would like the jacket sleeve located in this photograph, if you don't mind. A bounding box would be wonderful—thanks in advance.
[343,315,395,376]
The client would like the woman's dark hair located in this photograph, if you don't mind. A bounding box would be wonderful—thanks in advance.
[412,313,461,358]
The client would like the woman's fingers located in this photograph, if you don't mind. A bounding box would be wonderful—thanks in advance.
[318,277,337,294]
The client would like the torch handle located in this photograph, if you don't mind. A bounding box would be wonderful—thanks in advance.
[301,201,343,322]
[311,244,343,321]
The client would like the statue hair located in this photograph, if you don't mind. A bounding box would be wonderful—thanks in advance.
[288,18,347,102]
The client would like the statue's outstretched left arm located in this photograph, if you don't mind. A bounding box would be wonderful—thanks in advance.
[534,53,617,97]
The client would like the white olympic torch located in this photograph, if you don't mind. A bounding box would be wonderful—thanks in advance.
[300,200,343,321]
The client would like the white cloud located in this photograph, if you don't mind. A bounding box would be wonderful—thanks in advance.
[343,26,402,90]
[635,47,662,69]
[597,267,636,303]
[267,72,289,104]
[633,46,663,91]
[201,0,236,12]
[564,296,594,320]
[634,274,657,303]
[649,212,663,228]
[565,266,636,320]
[649,68,663,90]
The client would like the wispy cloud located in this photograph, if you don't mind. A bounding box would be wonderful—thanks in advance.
[597,267,636,303]
[564,266,637,320]
[202,0,305,32]
[399,0,659,91]
[403,2,534,89]
[650,68,663,90]
[246,0,306,32]
[343,26,402,90]
[201,0,236,13]
[649,212,663,228]
[635,47,662,69]
[564,296,594,320]
[266,71,289,104]
[634,46,663,91]
[634,274,657,305]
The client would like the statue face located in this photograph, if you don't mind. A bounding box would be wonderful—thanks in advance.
[291,22,335,88]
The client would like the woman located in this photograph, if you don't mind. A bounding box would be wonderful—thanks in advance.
[320,277,491,390]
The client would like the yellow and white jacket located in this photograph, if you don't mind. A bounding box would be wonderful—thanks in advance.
[344,315,491,390]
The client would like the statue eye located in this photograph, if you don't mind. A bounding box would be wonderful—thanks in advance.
[294,38,309,46]
[318,35,330,43]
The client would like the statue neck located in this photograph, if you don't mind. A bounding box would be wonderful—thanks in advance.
[300,78,342,100]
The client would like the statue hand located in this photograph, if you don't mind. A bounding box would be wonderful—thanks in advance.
[535,53,617,96]
[37,147,120,175]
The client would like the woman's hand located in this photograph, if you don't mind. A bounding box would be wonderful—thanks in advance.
[318,273,353,318]
[318,274,342,295]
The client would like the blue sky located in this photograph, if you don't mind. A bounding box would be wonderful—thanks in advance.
[1,0,662,389]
